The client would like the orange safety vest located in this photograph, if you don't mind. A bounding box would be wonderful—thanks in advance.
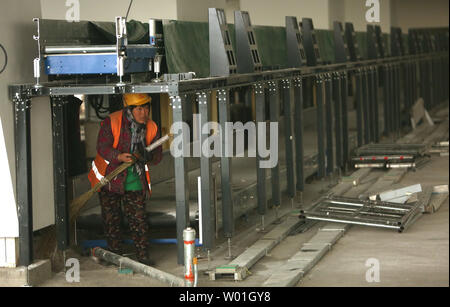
[88,110,158,193]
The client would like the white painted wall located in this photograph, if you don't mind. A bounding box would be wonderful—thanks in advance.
[344,0,393,32]
[329,0,346,28]
[240,0,331,28]
[177,0,228,22]
[40,0,178,22]
[1,0,55,234]
[0,0,49,267]
[391,0,449,30]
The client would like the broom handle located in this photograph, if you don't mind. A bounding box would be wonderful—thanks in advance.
[93,134,171,191]
[70,134,171,217]
[145,134,170,152]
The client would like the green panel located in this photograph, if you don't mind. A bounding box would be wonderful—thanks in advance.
[383,33,391,56]
[316,30,335,64]
[253,25,287,69]
[163,20,210,77]
[162,20,237,78]
[355,31,368,60]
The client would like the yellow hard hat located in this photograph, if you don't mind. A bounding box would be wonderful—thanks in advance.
[123,93,151,107]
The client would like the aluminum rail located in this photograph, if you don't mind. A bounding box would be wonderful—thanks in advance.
[44,44,157,54]
[44,45,117,54]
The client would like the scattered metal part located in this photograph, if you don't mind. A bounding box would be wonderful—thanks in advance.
[301,195,424,232]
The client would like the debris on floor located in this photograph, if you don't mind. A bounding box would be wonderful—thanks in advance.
[352,144,427,169]
[424,185,449,214]
[369,184,422,203]
[301,195,424,232]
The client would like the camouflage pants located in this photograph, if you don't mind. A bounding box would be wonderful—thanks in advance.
[99,190,149,259]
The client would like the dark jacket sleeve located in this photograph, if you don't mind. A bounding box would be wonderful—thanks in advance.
[97,117,122,163]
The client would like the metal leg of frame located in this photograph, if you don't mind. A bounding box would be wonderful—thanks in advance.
[282,79,295,200]
[324,74,334,175]
[333,72,342,170]
[373,67,380,143]
[390,65,397,136]
[218,89,234,239]
[355,70,364,147]
[383,65,390,135]
[268,81,281,211]
[362,69,370,144]
[395,64,401,132]
[341,72,349,169]
[255,83,267,225]
[51,96,70,252]
[367,68,375,143]
[198,92,214,250]
[171,95,190,265]
[13,93,33,267]
[316,75,326,179]
[293,78,304,194]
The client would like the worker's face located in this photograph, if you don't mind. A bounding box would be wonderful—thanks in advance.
[132,104,150,124]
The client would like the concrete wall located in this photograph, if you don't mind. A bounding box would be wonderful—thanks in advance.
[344,0,393,32]
[240,0,331,28]
[391,0,449,30]
[177,0,227,22]
[40,0,178,22]
[0,0,55,232]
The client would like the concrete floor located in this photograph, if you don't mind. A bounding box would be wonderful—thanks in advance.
[39,154,449,287]
[298,155,449,287]
[37,103,449,287]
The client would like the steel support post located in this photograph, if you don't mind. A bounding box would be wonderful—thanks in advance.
[332,73,342,169]
[171,95,190,265]
[255,83,267,216]
[362,68,370,144]
[341,72,349,168]
[391,64,398,135]
[405,63,412,112]
[372,67,380,142]
[218,89,234,238]
[51,96,70,251]
[293,78,304,192]
[12,93,33,266]
[355,70,364,147]
[367,68,374,143]
[316,75,326,179]
[394,64,401,132]
[413,61,418,104]
[198,92,214,249]
[324,74,334,174]
[268,81,281,208]
[420,61,428,109]
[282,79,295,199]
[427,60,434,108]
[383,65,390,135]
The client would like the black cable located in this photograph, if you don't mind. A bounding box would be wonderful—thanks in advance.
[0,43,7,74]
[125,0,133,20]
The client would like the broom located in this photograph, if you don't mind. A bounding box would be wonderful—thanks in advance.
[39,134,171,260]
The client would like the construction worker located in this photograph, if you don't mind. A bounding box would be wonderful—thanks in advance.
[88,93,162,265]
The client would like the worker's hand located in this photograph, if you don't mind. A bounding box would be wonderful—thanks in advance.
[117,153,134,163]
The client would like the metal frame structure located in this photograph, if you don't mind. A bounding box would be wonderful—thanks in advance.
[8,21,449,266]
[301,195,424,232]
